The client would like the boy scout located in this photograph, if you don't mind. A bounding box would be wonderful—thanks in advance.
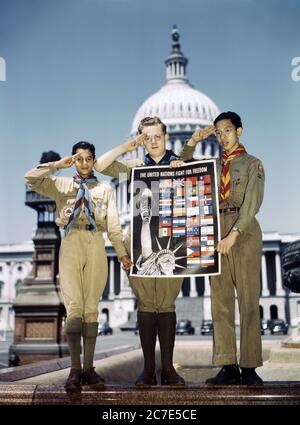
[95,117,185,386]
[25,141,132,390]
[180,112,265,385]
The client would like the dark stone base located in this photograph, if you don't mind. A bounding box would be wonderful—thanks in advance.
[0,382,300,405]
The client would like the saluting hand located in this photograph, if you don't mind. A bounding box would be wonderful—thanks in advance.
[188,125,216,146]
[122,134,146,153]
[54,152,81,170]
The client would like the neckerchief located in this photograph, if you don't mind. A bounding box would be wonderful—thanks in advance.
[144,150,179,166]
[220,144,247,201]
[65,172,98,235]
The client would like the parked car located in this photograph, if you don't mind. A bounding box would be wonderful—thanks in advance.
[98,321,113,336]
[261,319,272,333]
[269,319,289,335]
[176,319,195,335]
[120,322,139,332]
[200,319,213,335]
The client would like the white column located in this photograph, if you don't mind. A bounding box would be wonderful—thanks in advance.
[189,277,197,298]
[122,182,127,213]
[261,254,269,296]
[275,252,285,296]
[120,265,125,293]
[117,184,121,211]
[203,276,211,296]
[108,258,115,300]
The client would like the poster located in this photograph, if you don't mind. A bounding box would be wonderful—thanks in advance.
[130,160,221,278]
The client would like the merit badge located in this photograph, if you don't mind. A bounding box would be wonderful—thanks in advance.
[64,206,73,218]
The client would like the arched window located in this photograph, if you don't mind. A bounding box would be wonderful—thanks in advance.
[0,281,4,299]
[270,305,278,320]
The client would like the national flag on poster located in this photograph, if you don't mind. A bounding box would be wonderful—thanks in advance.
[201,256,215,267]
[187,236,200,247]
[200,205,213,215]
[160,217,172,226]
[172,227,186,237]
[187,196,198,203]
[174,198,185,206]
[187,216,200,227]
[173,178,185,188]
[159,227,171,237]
[173,208,185,217]
[204,175,211,184]
[187,246,200,257]
[200,215,214,225]
[186,187,197,196]
[186,176,197,186]
[201,226,214,235]
[159,199,172,206]
[175,187,185,197]
[204,185,212,194]
[159,209,172,216]
[159,188,172,199]
[187,257,201,267]
[187,226,200,236]
[173,217,186,226]
[160,179,172,188]
[187,206,199,216]
[201,235,214,246]
[201,246,215,253]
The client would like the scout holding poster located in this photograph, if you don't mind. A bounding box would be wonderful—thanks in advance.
[130,160,221,278]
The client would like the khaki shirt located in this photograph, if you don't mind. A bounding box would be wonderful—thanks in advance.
[97,158,144,180]
[180,143,265,233]
[24,162,127,260]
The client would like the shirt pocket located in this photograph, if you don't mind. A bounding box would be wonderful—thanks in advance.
[93,195,108,219]
[231,173,247,204]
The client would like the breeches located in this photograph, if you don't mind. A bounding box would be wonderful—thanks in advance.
[59,229,108,323]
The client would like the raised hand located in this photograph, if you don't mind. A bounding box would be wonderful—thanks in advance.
[54,152,81,170]
[189,125,216,146]
[122,134,146,152]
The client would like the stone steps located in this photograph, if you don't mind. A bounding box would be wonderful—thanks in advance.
[1,382,300,405]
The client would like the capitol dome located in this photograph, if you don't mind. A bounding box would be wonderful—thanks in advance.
[131,26,220,136]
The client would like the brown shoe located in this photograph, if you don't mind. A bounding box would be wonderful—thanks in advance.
[65,368,82,390]
[135,370,157,387]
[161,368,185,386]
[81,367,105,388]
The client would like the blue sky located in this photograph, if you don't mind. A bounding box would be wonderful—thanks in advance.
[0,0,300,244]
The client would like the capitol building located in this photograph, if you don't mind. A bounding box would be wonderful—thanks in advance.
[1,27,300,333]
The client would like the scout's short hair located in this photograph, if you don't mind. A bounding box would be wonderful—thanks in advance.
[72,141,96,159]
[214,111,243,129]
[138,116,167,135]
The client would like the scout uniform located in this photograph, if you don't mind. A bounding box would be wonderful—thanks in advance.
[180,143,265,368]
[100,150,184,313]
[25,161,127,388]
[98,149,185,386]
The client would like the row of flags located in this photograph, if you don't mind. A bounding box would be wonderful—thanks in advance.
[158,176,216,268]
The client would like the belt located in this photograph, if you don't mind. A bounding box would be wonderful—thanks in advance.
[219,207,240,214]
[63,223,103,231]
